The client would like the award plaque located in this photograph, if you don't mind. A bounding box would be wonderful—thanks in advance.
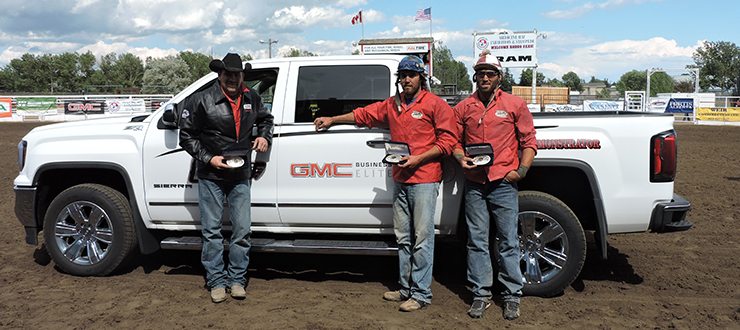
[222,145,250,168]
[464,143,494,166]
[382,141,410,164]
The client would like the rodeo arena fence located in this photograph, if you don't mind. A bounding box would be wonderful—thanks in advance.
[0,94,173,122]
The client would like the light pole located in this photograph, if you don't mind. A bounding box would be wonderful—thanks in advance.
[259,38,279,58]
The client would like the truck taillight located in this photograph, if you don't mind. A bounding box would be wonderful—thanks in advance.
[650,130,676,182]
[17,140,27,171]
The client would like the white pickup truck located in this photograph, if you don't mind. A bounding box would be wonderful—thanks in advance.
[14,55,691,296]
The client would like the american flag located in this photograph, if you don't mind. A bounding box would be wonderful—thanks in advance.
[415,7,431,21]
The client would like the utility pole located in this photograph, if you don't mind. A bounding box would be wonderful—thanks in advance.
[259,38,279,58]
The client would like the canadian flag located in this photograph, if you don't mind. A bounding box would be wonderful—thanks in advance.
[351,10,362,25]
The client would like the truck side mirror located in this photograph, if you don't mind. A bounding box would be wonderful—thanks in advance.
[158,103,178,129]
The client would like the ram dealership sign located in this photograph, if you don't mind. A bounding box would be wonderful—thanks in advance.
[474,32,537,68]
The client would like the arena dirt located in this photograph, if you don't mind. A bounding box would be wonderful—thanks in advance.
[1,122,737,328]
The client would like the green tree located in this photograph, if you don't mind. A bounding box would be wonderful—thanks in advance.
[142,55,191,94]
[693,40,740,94]
[616,70,646,94]
[561,71,583,91]
[432,43,472,92]
[113,53,144,89]
[674,79,695,93]
[545,78,565,87]
[519,68,545,86]
[179,51,212,83]
[500,68,514,92]
[284,48,317,57]
[241,54,254,61]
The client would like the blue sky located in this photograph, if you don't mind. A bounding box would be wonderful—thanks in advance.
[0,0,737,82]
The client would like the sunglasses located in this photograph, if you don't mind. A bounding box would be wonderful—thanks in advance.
[475,70,500,78]
[398,72,420,79]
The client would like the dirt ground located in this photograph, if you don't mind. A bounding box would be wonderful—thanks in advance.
[0,122,738,329]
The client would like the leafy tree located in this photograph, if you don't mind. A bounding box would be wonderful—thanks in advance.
[616,70,673,96]
[649,72,674,96]
[142,55,191,94]
[561,71,583,91]
[596,87,611,99]
[693,40,740,94]
[284,48,317,57]
[432,43,472,92]
[519,68,545,86]
[241,53,253,61]
[674,79,695,93]
[113,53,144,89]
[500,68,514,92]
[545,78,565,87]
[179,51,212,83]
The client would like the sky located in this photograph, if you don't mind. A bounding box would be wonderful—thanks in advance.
[0,0,738,82]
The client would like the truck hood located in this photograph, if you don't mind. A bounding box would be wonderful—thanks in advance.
[23,115,149,140]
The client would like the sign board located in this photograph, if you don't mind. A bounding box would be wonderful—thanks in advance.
[361,43,430,54]
[544,104,583,112]
[105,98,146,113]
[583,100,624,111]
[696,107,740,122]
[474,32,537,68]
[664,98,694,114]
[64,100,104,114]
[0,98,11,118]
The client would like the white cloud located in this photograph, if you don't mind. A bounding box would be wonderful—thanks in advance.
[544,0,654,19]
[78,41,179,62]
[269,6,345,29]
[336,0,367,8]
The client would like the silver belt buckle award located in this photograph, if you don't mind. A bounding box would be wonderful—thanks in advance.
[222,145,250,168]
[465,143,494,166]
[382,141,410,165]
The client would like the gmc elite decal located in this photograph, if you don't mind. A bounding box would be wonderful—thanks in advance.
[537,139,601,150]
[291,162,392,178]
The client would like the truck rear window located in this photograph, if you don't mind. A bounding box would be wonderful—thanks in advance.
[295,65,390,123]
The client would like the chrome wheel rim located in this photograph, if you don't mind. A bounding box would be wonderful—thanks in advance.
[52,201,113,266]
[518,211,569,285]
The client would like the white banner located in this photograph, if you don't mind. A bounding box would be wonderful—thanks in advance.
[106,98,146,113]
[583,100,624,111]
[362,43,430,54]
[545,104,583,112]
[475,32,537,68]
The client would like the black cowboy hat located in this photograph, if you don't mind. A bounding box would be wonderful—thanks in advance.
[209,53,252,73]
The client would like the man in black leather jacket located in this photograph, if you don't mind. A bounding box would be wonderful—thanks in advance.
[179,53,273,303]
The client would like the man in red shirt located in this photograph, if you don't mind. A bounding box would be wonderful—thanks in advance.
[314,55,457,312]
[453,51,537,320]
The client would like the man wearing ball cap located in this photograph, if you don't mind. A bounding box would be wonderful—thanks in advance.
[452,50,537,320]
[314,55,457,312]
[179,53,274,303]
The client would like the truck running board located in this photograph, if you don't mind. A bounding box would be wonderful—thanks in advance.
[160,236,398,256]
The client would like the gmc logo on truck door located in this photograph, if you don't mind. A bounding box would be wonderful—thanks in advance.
[291,163,353,178]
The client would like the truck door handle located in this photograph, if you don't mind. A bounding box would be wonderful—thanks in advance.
[366,139,388,148]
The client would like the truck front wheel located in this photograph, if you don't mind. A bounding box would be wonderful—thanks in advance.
[518,191,586,297]
[43,184,137,276]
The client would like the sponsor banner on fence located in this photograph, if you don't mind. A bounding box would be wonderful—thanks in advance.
[105,98,146,113]
[583,100,624,111]
[474,32,537,68]
[64,100,104,114]
[544,104,583,112]
[665,98,694,114]
[0,98,11,118]
[15,97,57,114]
[696,107,740,122]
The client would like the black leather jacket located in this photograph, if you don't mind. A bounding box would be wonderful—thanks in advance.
[179,81,274,181]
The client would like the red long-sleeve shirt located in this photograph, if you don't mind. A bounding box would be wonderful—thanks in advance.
[453,89,537,183]
[353,89,458,184]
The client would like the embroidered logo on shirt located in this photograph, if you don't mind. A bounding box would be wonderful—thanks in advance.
[411,111,423,119]
[244,104,252,111]
[495,110,508,118]
[181,109,190,119]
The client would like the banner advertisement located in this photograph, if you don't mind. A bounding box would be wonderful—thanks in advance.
[474,32,537,68]
[664,98,694,113]
[583,100,624,111]
[696,107,740,122]
[105,98,146,113]
[362,43,429,54]
[15,97,57,113]
[544,104,583,112]
[64,100,104,114]
[0,98,11,118]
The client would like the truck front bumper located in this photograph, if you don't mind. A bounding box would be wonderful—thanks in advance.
[649,193,693,232]
[14,185,39,245]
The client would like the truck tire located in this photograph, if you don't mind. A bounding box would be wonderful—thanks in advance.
[43,184,137,276]
[517,191,586,297]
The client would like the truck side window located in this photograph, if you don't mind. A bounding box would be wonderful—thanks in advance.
[295,65,390,123]
[245,68,279,112]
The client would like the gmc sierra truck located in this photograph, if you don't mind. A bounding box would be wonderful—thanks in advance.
[14,55,692,296]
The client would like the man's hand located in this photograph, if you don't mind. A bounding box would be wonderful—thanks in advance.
[503,170,522,183]
[209,155,230,169]
[398,154,423,169]
[252,137,268,152]
[314,117,333,131]
[455,153,478,170]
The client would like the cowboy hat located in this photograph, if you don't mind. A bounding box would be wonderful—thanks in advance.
[209,53,252,73]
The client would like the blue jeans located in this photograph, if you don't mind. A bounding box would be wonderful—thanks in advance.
[392,182,440,304]
[465,179,522,303]
[198,178,252,289]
